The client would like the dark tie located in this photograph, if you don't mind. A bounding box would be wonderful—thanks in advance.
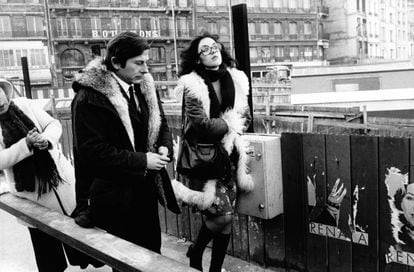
[128,85,140,113]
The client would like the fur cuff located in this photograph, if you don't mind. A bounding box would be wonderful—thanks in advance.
[234,136,254,192]
[221,109,246,154]
[171,179,217,210]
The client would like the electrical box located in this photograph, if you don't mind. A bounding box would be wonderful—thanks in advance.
[236,134,283,219]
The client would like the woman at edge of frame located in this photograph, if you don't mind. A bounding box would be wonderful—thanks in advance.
[172,32,254,272]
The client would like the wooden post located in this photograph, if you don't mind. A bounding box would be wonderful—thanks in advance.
[21,57,32,98]
[232,4,254,132]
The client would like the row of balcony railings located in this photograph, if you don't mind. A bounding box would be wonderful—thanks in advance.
[250,56,323,63]
[48,0,191,8]
[50,28,196,39]
[0,30,330,41]
[249,34,325,40]
[0,31,46,38]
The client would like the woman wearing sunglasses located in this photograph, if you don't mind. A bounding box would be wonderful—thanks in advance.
[173,33,254,272]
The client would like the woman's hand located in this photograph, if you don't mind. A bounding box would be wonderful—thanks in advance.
[25,128,39,150]
[33,134,49,150]
[26,128,49,150]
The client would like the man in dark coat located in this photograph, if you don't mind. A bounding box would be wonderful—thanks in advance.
[71,32,179,264]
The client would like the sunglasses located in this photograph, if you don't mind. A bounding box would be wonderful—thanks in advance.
[198,43,222,56]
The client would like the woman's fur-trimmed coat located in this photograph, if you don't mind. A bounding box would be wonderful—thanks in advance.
[71,59,178,249]
[173,67,254,210]
[0,97,76,218]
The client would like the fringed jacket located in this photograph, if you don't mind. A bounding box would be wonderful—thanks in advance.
[71,59,179,226]
[172,67,254,210]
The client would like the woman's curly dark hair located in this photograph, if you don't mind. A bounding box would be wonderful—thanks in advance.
[178,32,237,76]
[394,187,405,211]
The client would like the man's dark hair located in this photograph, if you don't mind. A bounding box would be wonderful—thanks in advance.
[104,31,150,72]
[178,32,237,76]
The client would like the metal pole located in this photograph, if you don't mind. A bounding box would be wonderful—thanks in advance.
[43,0,58,87]
[21,57,32,99]
[228,0,234,57]
[172,1,179,77]
[232,4,253,132]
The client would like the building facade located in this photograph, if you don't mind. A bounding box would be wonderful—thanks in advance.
[48,0,194,89]
[409,0,414,56]
[195,0,330,82]
[325,0,411,64]
[0,0,51,87]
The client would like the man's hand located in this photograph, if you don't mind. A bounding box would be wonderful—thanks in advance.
[146,152,169,170]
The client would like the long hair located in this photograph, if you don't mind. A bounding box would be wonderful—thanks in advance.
[178,32,237,76]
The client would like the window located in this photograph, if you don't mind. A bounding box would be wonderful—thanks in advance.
[159,18,170,36]
[0,16,11,37]
[0,50,14,69]
[389,13,393,23]
[248,22,256,35]
[261,22,269,35]
[15,49,28,66]
[288,0,297,9]
[289,22,297,35]
[275,46,284,58]
[289,46,299,60]
[250,47,258,60]
[178,17,189,37]
[219,20,229,40]
[272,0,282,8]
[70,17,82,37]
[30,49,46,67]
[260,0,268,8]
[149,47,166,63]
[26,16,43,37]
[304,46,312,60]
[178,0,187,7]
[303,0,310,9]
[274,22,282,35]
[208,22,218,35]
[149,0,158,7]
[12,16,26,37]
[390,30,393,42]
[131,0,139,7]
[141,17,151,31]
[196,0,205,6]
[304,22,312,35]
[206,0,215,7]
[246,0,255,7]
[121,18,131,31]
[56,17,68,37]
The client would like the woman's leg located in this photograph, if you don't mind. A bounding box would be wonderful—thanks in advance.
[187,221,215,271]
[187,214,232,271]
[205,215,232,272]
[28,228,67,272]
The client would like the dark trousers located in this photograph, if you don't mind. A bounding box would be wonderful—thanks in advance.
[28,228,68,272]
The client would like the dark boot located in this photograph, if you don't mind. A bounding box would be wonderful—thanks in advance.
[186,224,215,271]
[209,233,231,272]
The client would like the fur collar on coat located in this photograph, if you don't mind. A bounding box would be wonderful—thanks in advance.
[172,67,254,210]
[74,58,161,152]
